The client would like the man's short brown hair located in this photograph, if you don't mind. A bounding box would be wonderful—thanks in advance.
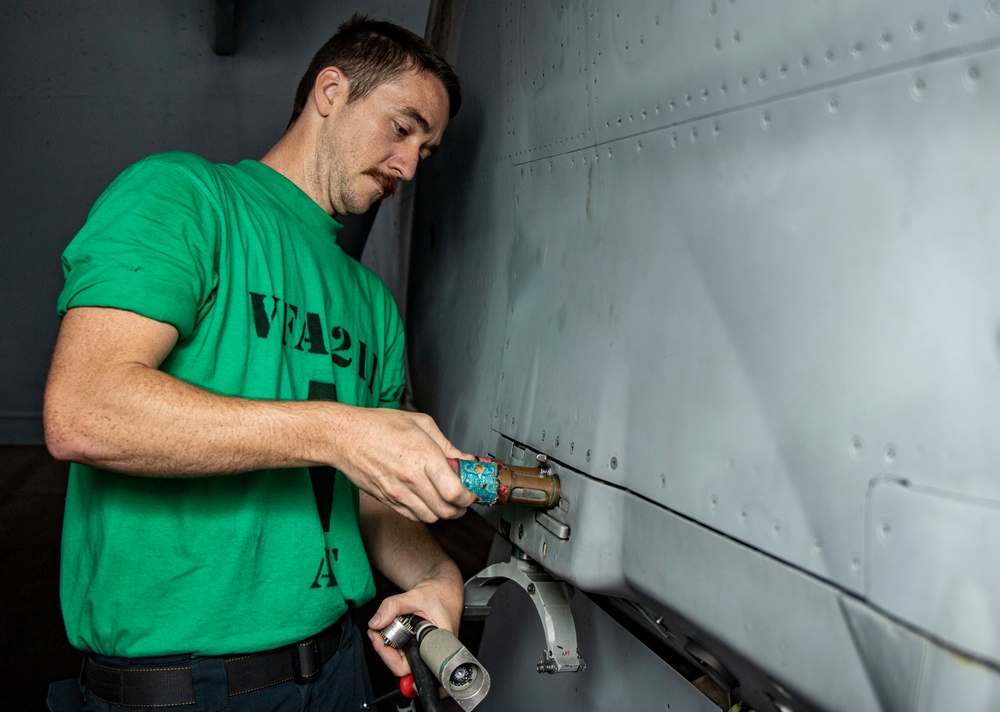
[288,14,462,127]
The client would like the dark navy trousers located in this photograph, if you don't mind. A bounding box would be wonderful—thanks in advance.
[47,621,375,712]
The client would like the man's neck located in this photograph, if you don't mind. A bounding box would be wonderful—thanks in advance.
[259,129,330,214]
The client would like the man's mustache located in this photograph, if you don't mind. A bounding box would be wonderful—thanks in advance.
[363,169,398,199]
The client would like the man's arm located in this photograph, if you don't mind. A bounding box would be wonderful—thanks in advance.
[359,490,466,677]
[43,306,476,522]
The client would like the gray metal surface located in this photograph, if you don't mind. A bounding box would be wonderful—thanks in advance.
[407,1,1000,709]
[475,577,720,712]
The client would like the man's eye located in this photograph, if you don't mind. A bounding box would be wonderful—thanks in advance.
[394,122,409,137]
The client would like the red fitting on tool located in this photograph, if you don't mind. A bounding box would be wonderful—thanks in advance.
[399,673,416,698]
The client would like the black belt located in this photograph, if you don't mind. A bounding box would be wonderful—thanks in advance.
[83,618,344,707]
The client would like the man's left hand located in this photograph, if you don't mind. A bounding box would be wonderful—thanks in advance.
[366,568,464,677]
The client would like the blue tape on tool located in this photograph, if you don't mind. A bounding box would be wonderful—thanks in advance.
[458,460,500,505]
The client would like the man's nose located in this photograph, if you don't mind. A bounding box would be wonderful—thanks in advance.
[391,144,421,181]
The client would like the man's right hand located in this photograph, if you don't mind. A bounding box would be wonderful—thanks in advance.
[328,407,478,522]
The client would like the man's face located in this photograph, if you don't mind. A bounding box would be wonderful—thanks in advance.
[316,69,450,216]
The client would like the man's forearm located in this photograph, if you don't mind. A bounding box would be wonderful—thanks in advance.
[47,360,347,476]
[44,307,476,522]
[360,490,467,675]
[359,490,463,593]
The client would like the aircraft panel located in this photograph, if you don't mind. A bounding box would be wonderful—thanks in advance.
[407,0,1000,708]
[494,39,1000,592]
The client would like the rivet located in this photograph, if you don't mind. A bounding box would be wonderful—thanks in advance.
[740,508,748,521]
[851,555,861,571]
[884,444,897,463]
[778,63,788,77]
[850,41,864,56]
[636,141,642,153]
[879,31,893,50]
[801,55,811,70]
[660,474,666,488]
[733,30,741,44]
[570,442,575,453]
[710,495,718,509]
[702,87,710,101]
[946,10,962,27]
[586,450,592,462]
[671,132,678,147]
[825,48,836,63]
[713,123,721,137]
[668,98,676,111]
[911,77,927,101]
[758,69,767,83]
[911,20,925,38]
[964,65,982,92]
[720,83,728,95]
[710,2,717,15]
[850,435,863,455]
[714,38,722,51]
[760,111,771,129]
[518,524,524,539]
[555,436,560,447]
[690,128,698,143]
[511,418,515,426]
[542,430,546,441]
[828,97,839,113]
[879,521,892,538]
[811,538,823,555]
[685,93,692,105]
[610,456,618,470]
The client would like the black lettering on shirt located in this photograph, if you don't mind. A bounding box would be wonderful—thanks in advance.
[311,547,339,589]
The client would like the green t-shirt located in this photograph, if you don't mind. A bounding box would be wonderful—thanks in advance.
[56,152,405,657]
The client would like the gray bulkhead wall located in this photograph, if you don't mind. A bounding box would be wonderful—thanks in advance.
[408,1,1000,710]
[0,0,428,444]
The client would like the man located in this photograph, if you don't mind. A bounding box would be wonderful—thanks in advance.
[44,14,476,712]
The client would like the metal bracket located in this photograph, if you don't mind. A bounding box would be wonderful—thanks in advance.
[464,551,585,673]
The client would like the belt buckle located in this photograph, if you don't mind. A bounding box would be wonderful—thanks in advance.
[291,638,321,684]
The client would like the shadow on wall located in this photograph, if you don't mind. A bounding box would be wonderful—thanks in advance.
[0,446,80,710]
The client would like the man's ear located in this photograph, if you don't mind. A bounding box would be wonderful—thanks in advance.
[313,66,349,118]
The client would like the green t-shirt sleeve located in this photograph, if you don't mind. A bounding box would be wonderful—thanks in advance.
[58,154,219,339]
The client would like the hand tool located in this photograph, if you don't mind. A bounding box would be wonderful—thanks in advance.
[448,457,561,507]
